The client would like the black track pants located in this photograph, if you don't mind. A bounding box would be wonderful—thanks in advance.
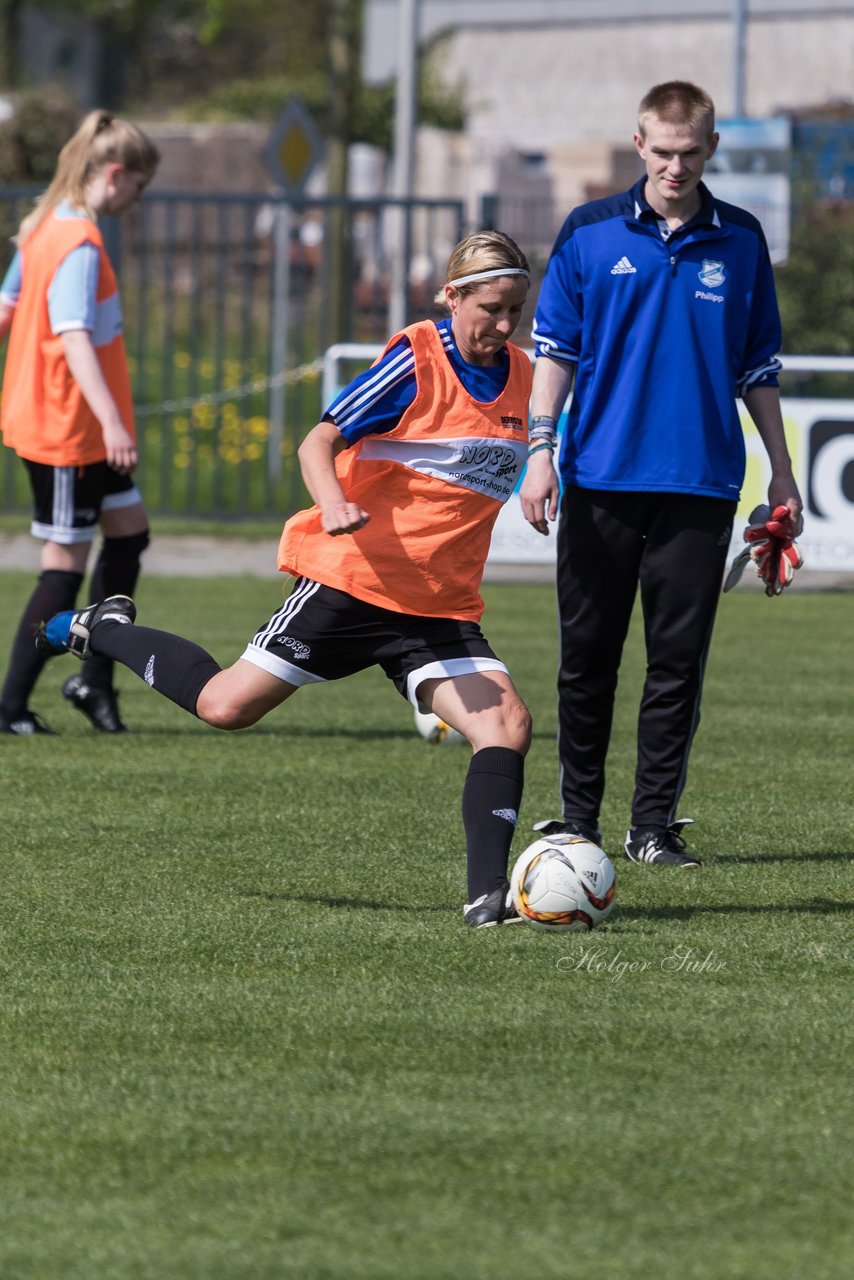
[555,486,737,830]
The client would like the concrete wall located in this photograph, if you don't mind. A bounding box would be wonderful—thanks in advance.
[146,123,274,195]
[435,12,854,214]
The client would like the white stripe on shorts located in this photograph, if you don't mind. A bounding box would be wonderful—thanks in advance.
[250,576,321,649]
[406,657,508,709]
[241,577,325,684]
[240,644,326,687]
[102,483,143,511]
[30,518,96,545]
[54,466,75,530]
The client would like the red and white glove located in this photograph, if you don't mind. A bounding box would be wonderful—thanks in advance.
[723,504,804,596]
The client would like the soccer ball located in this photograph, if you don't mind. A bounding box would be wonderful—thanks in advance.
[413,708,466,745]
[510,835,616,932]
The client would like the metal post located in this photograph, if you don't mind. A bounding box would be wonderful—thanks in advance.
[327,0,355,345]
[389,0,419,335]
[733,0,747,117]
[268,200,292,482]
[480,193,499,230]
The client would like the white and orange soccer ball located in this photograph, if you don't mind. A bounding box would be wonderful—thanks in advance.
[510,835,617,932]
[413,709,466,746]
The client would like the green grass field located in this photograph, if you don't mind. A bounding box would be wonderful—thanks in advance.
[1,572,852,1279]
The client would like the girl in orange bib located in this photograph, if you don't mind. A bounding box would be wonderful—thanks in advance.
[0,110,158,735]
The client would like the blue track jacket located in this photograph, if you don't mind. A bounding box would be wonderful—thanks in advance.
[532,179,782,500]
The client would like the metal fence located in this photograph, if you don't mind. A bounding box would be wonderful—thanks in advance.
[0,188,465,519]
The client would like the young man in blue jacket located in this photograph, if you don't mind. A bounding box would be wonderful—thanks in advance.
[520,80,802,868]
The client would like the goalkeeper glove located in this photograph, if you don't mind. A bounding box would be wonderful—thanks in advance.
[723,504,804,596]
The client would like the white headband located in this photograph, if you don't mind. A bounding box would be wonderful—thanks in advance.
[447,267,529,288]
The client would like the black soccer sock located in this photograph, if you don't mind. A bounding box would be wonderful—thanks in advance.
[92,620,221,716]
[82,530,150,690]
[462,746,525,901]
[0,569,84,717]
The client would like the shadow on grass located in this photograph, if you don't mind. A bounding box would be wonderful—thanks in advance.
[109,725,418,741]
[616,898,854,921]
[242,892,853,919]
[226,726,558,743]
[713,851,854,865]
[242,890,449,913]
[55,719,557,744]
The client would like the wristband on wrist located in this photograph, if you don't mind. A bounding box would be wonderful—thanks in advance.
[530,416,558,447]
[528,441,555,457]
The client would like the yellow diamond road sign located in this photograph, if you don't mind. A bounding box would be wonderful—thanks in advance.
[264,98,324,196]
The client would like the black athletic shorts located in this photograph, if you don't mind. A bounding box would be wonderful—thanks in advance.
[24,459,142,545]
[241,577,508,706]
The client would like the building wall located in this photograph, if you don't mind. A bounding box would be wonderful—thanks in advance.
[21,9,101,109]
[434,12,854,214]
[147,123,273,195]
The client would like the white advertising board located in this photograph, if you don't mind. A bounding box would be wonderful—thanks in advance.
[490,400,854,570]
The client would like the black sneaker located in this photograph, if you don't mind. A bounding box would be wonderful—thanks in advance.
[533,817,603,845]
[62,673,128,733]
[463,884,523,928]
[0,710,56,735]
[624,819,701,868]
[35,595,136,658]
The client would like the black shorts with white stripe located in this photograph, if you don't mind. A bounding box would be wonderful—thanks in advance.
[24,458,141,545]
[241,577,508,706]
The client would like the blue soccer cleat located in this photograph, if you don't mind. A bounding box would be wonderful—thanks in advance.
[35,595,136,659]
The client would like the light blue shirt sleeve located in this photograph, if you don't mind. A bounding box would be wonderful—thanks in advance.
[47,242,100,334]
[0,250,22,306]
